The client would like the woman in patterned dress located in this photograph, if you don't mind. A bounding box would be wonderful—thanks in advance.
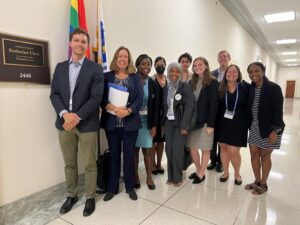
[245,62,285,195]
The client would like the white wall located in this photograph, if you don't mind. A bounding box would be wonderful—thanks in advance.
[277,67,300,98]
[0,0,278,206]
[101,0,277,82]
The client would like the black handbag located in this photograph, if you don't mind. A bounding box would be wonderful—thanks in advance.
[183,146,192,171]
[96,130,110,194]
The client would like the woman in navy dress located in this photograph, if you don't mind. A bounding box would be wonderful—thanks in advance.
[215,65,249,185]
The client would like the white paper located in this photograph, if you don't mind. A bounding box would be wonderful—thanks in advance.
[107,86,129,115]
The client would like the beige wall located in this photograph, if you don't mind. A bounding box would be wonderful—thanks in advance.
[0,0,278,206]
[277,67,300,98]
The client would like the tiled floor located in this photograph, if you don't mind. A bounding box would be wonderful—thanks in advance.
[8,98,300,225]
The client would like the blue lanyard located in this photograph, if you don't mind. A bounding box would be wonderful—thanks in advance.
[225,83,239,112]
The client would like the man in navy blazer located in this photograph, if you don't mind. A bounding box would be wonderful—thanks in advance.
[50,28,104,217]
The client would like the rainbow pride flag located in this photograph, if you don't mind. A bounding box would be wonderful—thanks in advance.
[69,0,90,59]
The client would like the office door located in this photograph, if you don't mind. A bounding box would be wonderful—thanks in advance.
[285,80,295,98]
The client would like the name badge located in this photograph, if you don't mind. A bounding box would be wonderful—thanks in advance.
[167,115,175,120]
[224,110,234,119]
[139,109,148,115]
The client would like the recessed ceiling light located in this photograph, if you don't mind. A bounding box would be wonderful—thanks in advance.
[276,39,297,44]
[284,59,297,62]
[286,64,299,66]
[282,51,297,55]
[264,11,295,23]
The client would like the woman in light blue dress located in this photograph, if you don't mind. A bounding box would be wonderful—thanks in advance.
[134,54,159,190]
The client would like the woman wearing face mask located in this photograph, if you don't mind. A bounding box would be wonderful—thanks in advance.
[151,57,167,175]
[134,54,159,190]
[178,52,193,82]
[245,62,284,195]
[187,57,218,184]
[161,62,194,187]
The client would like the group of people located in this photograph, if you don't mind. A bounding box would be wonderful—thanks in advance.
[50,28,285,217]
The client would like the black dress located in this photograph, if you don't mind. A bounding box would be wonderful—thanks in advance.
[216,82,249,147]
[153,77,165,143]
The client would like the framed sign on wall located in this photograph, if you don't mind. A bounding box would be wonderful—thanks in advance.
[0,32,50,84]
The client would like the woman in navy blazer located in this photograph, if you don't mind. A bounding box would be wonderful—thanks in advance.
[100,46,143,201]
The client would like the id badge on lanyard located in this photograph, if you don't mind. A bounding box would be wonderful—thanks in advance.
[167,98,175,120]
[224,83,239,120]
[139,107,148,116]
[224,110,234,119]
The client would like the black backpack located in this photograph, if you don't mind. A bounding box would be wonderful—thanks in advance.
[96,149,110,194]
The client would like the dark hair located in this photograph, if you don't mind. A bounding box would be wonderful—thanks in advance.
[135,54,152,68]
[219,64,242,97]
[247,62,266,73]
[191,57,213,90]
[154,56,166,66]
[69,28,90,44]
[178,53,192,63]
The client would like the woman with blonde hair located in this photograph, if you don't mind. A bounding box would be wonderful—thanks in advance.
[100,46,143,201]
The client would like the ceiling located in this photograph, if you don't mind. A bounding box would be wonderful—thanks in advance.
[220,0,300,67]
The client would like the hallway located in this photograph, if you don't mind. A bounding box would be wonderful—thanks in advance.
[4,98,298,225]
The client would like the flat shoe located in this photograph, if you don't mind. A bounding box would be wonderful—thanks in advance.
[157,168,165,174]
[207,163,216,170]
[216,164,223,173]
[235,179,242,185]
[83,198,95,217]
[252,183,268,195]
[134,183,141,189]
[189,172,197,179]
[148,184,156,190]
[128,190,138,200]
[103,192,114,201]
[152,170,158,175]
[219,175,229,182]
[60,197,78,214]
[193,175,205,184]
[245,181,260,190]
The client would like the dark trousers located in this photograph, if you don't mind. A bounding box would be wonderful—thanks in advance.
[105,128,138,193]
[164,120,187,183]
[210,136,222,165]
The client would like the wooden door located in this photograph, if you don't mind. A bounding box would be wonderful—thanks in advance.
[286,80,295,98]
